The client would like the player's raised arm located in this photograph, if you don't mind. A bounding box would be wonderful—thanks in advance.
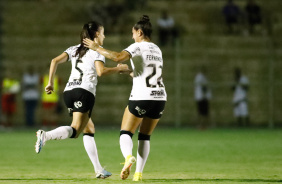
[83,38,130,63]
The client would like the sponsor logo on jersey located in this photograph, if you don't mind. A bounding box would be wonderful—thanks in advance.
[68,80,82,86]
[150,50,160,54]
[132,47,141,55]
[135,106,146,116]
[150,89,165,97]
[74,101,82,108]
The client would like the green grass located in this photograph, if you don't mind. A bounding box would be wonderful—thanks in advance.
[0,128,281,184]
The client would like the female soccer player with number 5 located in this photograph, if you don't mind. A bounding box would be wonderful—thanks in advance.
[35,21,130,179]
[83,15,167,181]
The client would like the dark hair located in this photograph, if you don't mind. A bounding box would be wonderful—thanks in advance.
[75,21,103,58]
[133,15,152,39]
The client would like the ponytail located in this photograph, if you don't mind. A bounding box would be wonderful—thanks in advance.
[75,21,103,58]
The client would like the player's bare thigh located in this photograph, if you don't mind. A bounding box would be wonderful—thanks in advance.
[139,117,159,135]
[71,111,90,137]
[121,106,142,134]
[121,106,160,135]
[83,118,95,134]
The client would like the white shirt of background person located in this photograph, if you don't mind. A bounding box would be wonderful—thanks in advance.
[194,72,212,101]
[157,16,174,29]
[22,73,40,100]
[233,75,249,103]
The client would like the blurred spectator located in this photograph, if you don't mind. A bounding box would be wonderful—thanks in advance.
[1,71,20,127]
[41,65,61,127]
[194,66,212,129]
[222,0,241,34]
[124,0,147,10]
[157,10,178,46]
[88,0,125,34]
[245,0,262,34]
[22,66,40,127]
[106,0,124,32]
[232,67,249,127]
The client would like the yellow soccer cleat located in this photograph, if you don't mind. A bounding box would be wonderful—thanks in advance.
[120,155,136,180]
[133,172,142,181]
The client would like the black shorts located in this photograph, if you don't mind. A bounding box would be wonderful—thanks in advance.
[197,99,209,116]
[63,88,95,117]
[128,100,166,119]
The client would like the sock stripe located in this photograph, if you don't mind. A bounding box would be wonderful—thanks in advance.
[83,133,94,137]
[120,130,133,138]
[70,127,77,138]
[138,133,151,140]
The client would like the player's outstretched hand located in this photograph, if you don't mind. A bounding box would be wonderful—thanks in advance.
[83,38,99,50]
[45,85,54,94]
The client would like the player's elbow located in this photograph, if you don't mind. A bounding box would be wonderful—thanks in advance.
[51,58,57,64]
[97,70,103,77]
[51,58,61,65]
[113,53,127,63]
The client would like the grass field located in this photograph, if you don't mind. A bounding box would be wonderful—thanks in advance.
[0,127,281,184]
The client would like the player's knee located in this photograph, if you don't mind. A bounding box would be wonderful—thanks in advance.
[138,132,151,140]
[120,130,134,138]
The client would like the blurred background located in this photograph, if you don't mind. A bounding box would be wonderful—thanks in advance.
[0,0,282,129]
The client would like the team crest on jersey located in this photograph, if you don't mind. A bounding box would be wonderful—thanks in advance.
[74,101,83,108]
[135,106,146,116]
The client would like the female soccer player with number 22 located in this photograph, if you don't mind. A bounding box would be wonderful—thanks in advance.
[83,15,167,181]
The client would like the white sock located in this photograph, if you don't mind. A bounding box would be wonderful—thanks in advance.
[119,134,133,158]
[135,140,150,173]
[45,126,73,141]
[83,135,103,173]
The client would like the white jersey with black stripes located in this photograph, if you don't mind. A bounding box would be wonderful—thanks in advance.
[124,41,167,101]
[64,44,105,96]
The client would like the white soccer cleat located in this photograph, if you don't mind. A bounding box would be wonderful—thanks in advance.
[96,169,112,179]
[35,130,46,154]
[120,155,136,180]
